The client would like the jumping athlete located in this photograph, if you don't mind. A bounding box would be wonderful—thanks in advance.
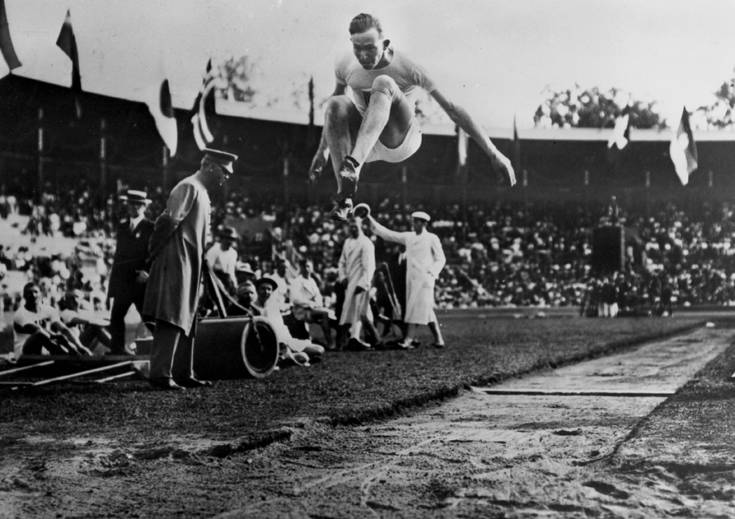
[309,13,516,221]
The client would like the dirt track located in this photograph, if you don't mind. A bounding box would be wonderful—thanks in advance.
[1,326,732,517]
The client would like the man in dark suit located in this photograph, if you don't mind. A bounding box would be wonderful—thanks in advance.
[107,190,154,355]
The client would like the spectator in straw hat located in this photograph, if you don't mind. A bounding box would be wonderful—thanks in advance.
[107,189,153,355]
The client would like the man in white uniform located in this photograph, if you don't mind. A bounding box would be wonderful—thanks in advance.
[338,215,376,349]
[368,210,446,348]
[309,12,515,220]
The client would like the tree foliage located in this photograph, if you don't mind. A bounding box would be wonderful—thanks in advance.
[219,56,257,103]
[693,71,735,129]
[534,85,664,129]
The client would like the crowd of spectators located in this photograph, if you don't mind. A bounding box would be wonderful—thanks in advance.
[2,179,735,316]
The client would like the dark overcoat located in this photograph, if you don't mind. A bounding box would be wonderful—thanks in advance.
[143,174,210,335]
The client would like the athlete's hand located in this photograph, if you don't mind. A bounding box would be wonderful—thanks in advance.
[492,153,516,186]
[308,149,328,182]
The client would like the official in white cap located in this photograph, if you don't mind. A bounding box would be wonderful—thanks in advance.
[368,209,446,348]
[143,147,238,390]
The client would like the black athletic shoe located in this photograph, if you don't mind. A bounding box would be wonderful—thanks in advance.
[338,156,360,198]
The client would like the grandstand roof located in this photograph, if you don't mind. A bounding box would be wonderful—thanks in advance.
[217,98,735,142]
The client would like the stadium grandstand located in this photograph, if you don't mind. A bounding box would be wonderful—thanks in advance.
[1,74,735,314]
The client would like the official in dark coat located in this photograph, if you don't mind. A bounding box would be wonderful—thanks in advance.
[142,148,238,390]
[107,190,154,354]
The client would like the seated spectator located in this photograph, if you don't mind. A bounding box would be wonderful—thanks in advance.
[235,261,256,286]
[228,280,258,316]
[13,283,92,358]
[58,289,112,353]
[288,258,335,349]
[253,276,324,366]
[269,257,294,313]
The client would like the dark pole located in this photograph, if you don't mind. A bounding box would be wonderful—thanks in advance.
[283,156,290,205]
[401,164,407,209]
[161,144,169,192]
[99,118,107,195]
[308,76,315,128]
[37,107,44,202]
[584,169,590,219]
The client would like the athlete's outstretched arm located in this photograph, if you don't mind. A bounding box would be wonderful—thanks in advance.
[308,83,347,181]
[431,90,516,186]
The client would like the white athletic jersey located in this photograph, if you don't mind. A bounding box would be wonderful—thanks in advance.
[334,47,437,115]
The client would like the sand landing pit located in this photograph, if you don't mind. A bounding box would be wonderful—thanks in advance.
[222,327,732,517]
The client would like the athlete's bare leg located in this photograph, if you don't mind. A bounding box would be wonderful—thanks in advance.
[323,95,361,196]
[322,76,414,220]
[350,75,414,165]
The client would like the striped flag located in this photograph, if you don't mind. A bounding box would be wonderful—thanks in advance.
[145,73,178,156]
[191,59,219,150]
[0,0,21,73]
[56,9,81,92]
[669,106,698,185]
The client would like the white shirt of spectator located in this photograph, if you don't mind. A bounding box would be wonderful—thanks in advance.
[270,272,291,312]
[13,302,59,358]
[205,243,238,285]
[290,275,324,308]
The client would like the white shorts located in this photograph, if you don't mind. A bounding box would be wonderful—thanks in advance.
[365,120,422,164]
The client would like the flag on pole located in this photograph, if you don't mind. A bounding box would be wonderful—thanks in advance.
[669,106,698,185]
[145,70,178,156]
[56,9,81,91]
[0,0,21,73]
[457,126,468,167]
[608,105,631,152]
[191,59,219,150]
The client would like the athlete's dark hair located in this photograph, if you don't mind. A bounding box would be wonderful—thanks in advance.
[349,13,382,35]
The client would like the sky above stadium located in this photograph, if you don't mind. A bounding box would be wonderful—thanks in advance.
[6,0,735,129]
